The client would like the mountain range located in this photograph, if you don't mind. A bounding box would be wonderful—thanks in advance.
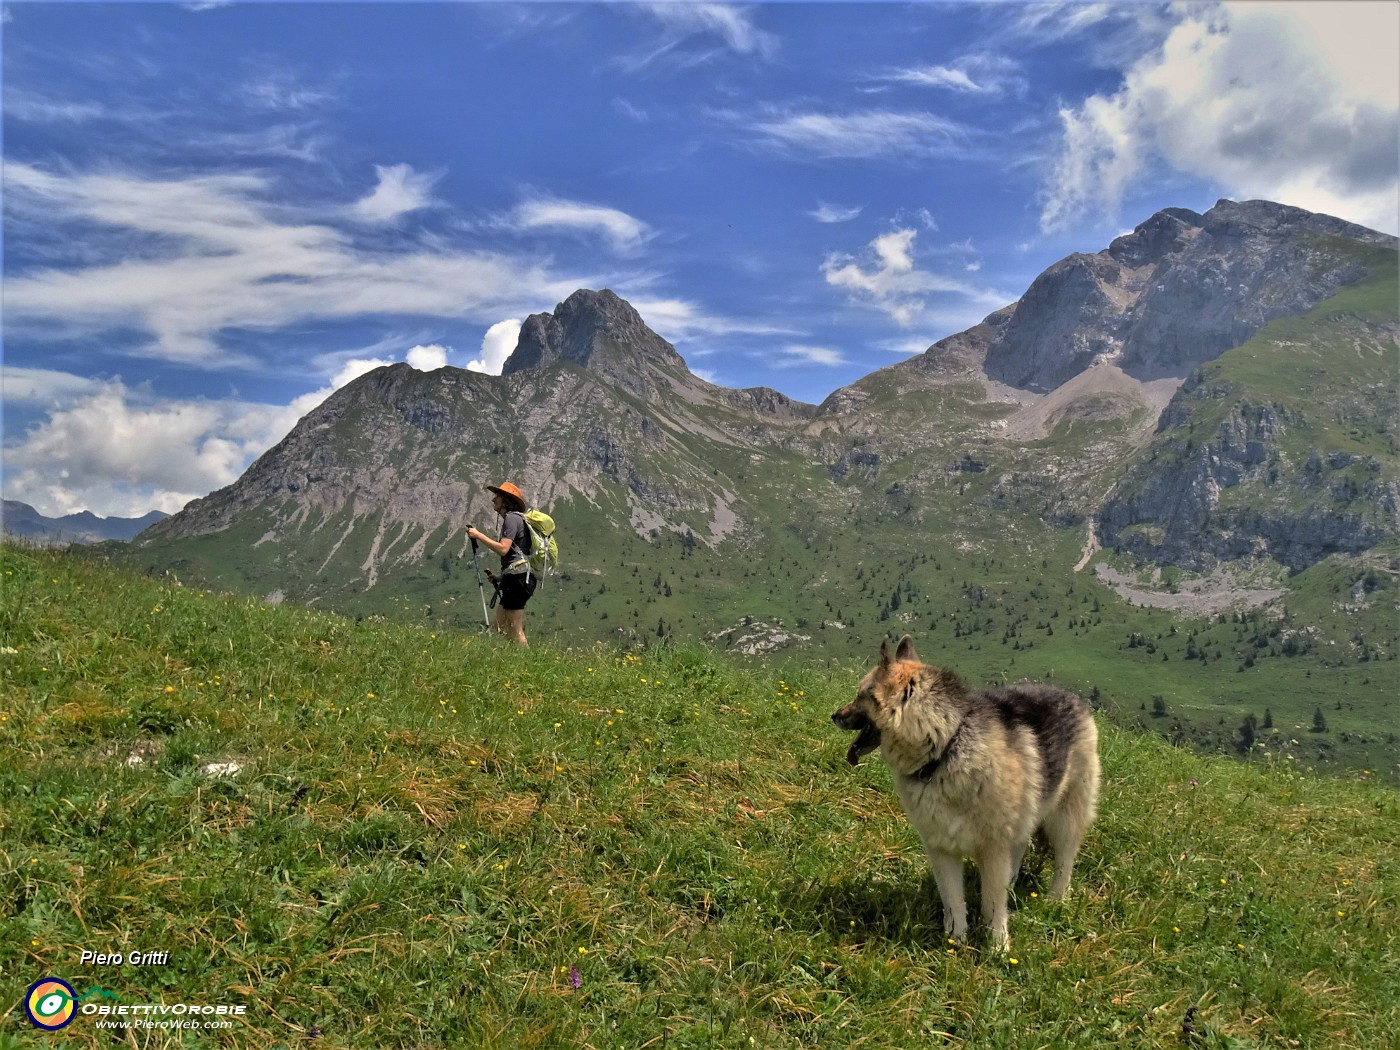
[3,499,167,546]
[121,198,1398,773]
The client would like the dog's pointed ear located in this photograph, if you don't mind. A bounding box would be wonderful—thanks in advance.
[879,636,894,669]
[895,635,918,663]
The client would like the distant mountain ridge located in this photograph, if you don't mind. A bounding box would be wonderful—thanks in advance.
[128,198,1396,654]
[3,500,167,545]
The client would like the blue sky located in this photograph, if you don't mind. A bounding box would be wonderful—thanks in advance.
[3,1,1397,518]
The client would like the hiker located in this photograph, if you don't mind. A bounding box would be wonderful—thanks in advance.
[466,481,537,646]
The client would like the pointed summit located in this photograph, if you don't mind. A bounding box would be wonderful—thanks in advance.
[503,289,690,394]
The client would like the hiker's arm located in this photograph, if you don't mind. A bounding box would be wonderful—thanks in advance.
[467,525,510,557]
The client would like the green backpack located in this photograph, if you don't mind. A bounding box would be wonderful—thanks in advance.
[508,508,559,580]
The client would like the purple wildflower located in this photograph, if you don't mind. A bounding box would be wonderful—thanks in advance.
[569,965,582,988]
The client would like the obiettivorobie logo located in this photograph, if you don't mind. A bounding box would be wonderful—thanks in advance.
[24,975,247,1033]
[24,978,118,1030]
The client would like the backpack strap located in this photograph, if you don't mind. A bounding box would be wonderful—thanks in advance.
[501,510,534,581]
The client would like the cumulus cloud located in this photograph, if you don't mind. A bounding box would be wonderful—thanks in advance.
[3,379,281,516]
[2,341,463,516]
[350,163,440,223]
[1042,2,1400,234]
[469,321,521,375]
[822,228,1006,327]
[406,343,450,371]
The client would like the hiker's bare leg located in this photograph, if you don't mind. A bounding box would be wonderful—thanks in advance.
[493,606,527,646]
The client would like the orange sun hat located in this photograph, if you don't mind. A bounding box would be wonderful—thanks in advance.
[486,481,526,511]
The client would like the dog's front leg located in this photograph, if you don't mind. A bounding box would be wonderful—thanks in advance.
[925,849,967,942]
[979,848,1015,952]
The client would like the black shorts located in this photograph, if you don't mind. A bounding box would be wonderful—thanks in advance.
[497,571,538,611]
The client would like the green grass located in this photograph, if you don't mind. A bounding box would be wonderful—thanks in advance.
[2,544,1397,1048]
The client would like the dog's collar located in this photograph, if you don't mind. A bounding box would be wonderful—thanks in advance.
[910,723,963,782]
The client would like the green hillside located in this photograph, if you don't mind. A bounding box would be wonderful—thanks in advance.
[3,544,1397,1048]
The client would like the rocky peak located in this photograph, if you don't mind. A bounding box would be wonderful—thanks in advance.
[981,199,1397,392]
[1107,207,1203,267]
[503,289,691,389]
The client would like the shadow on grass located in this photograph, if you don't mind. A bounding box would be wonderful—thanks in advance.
[786,848,1056,950]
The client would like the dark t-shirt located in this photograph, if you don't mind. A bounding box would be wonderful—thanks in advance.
[498,510,532,570]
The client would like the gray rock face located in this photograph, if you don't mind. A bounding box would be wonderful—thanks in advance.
[982,199,1395,391]
[504,288,690,399]
[1098,393,1399,572]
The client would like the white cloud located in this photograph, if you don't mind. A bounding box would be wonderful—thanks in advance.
[1,340,465,516]
[640,2,776,58]
[776,345,847,368]
[880,53,1026,96]
[350,163,439,224]
[1042,1,1400,234]
[1,367,109,406]
[743,108,971,160]
[2,379,283,517]
[1010,1,1120,43]
[469,321,521,375]
[508,197,654,253]
[810,202,863,223]
[628,296,799,343]
[822,227,1007,328]
[406,343,450,371]
[619,3,778,72]
[331,357,393,389]
[2,163,574,367]
[241,70,337,112]
[3,88,106,123]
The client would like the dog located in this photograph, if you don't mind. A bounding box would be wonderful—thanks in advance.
[832,635,1100,951]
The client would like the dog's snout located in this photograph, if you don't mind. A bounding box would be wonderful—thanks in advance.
[832,703,861,729]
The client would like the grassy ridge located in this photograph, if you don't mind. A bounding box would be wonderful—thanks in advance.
[3,544,1397,1048]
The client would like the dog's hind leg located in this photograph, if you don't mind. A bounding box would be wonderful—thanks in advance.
[925,849,967,942]
[1041,807,1087,899]
[978,847,1016,952]
[1042,753,1099,900]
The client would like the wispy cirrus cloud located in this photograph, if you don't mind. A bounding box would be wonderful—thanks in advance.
[617,3,778,73]
[2,162,584,367]
[876,52,1026,97]
[733,107,974,161]
[506,196,654,253]
[629,296,799,343]
[775,344,847,368]
[2,88,107,123]
[809,201,863,223]
[240,69,339,112]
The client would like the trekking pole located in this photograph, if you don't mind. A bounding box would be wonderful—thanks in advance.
[469,536,491,627]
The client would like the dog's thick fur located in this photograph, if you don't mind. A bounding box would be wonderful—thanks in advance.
[832,635,1100,950]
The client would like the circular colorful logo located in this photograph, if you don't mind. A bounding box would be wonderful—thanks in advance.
[25,978,78,1030]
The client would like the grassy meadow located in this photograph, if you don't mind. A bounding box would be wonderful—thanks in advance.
[2,543,1397,1048]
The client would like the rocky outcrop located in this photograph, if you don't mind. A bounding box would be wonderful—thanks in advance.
[1098,396,1398,572]
[982,199,1396,391]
